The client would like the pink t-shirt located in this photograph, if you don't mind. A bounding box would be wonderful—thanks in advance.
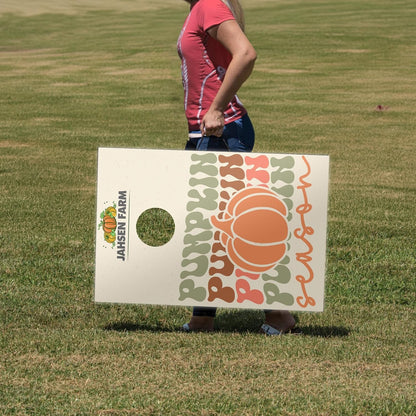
[177,0,247,132]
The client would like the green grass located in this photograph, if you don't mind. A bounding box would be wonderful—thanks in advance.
[136,208,176,247]
[1,0,415,415]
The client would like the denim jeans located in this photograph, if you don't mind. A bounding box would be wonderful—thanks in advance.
[184,113,255,317]
[185,113,255,152]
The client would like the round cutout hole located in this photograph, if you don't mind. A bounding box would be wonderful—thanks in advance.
[136,208,175,247]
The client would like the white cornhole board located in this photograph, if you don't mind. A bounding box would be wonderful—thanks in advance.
[95,148,329,312]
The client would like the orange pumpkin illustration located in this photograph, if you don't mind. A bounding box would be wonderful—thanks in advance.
[210,186,288,273]
[99,204,118,246]
[102,215,117,233]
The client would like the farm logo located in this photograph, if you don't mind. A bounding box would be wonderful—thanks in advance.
[179,153,316,309]
[98,204,117,247]
[98,191,129,261]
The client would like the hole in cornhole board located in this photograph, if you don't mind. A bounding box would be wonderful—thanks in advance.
[136,207,175,247]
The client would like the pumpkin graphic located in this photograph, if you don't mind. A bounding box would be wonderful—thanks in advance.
[102,215,117,233]
[104,232,116,244]
[210,186,288,273]
[105,206,117,217]
[99,204,118,247]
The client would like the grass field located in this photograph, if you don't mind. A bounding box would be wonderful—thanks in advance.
[1,0,415,415]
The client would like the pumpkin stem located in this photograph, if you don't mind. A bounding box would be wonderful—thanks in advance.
[210,215,234,237]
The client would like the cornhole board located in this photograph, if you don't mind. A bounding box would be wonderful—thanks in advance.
[95,148,329,312]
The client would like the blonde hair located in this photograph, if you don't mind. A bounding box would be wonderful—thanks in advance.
[221,0,245,31]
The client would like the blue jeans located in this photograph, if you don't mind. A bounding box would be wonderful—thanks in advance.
[185,113,255,152]
[185,114,255,317]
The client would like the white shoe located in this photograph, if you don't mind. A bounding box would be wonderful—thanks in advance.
[261,323,282,336]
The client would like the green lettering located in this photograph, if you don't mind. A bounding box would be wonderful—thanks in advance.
[184,211,212,233]
[180,255,209,279]
[182,231,212,257]
[263,282,294,306]
[179,279,206,301]
[262,264,291,284]
[187,188,218,211]
[189,176,218,188]
[190,153,218,176]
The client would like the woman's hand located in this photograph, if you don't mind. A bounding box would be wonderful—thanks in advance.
[201,108,224,137]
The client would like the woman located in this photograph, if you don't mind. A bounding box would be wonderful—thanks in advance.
[178,0,297,335]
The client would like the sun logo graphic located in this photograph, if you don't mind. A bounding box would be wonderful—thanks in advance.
[98,204,117,247]
[210,186,289,274]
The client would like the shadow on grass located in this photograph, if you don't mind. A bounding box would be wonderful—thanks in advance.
[103,309,350,338]
[103,321,174,333]
[295,325,350,338]
[216,309,350,337]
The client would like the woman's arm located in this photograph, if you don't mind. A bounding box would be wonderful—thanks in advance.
[201,19,257,137]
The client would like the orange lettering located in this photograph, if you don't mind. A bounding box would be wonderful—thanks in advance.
[294,156,316,308]
[236,279,264,304]
[245,155,270,184]
[235,268,261,281]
